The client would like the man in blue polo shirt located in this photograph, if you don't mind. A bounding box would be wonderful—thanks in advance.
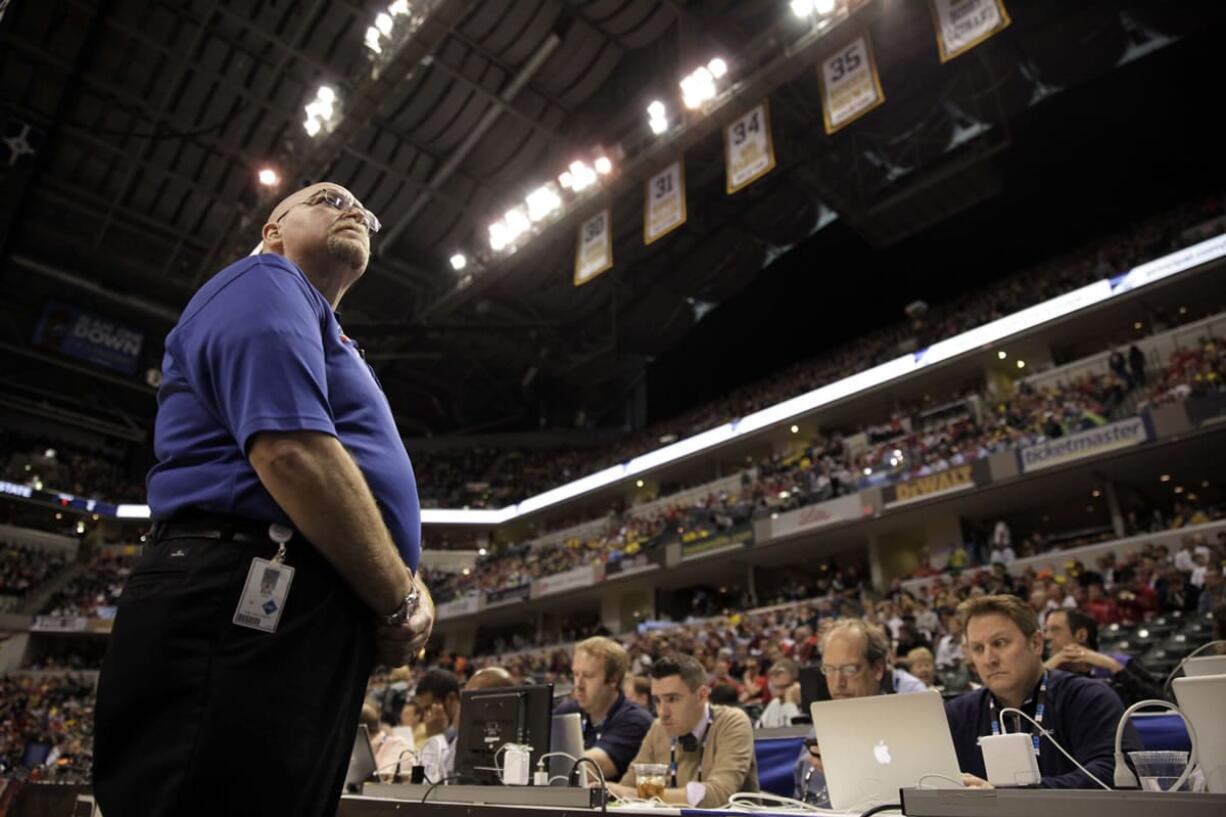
[94,182,434,817]
[555,636,652,781]
[945,594,1141,788]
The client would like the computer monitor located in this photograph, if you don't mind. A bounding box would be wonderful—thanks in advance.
[799,663,829,712]
[456,683,554,785]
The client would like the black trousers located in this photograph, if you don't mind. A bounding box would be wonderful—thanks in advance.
[94,520,374,817]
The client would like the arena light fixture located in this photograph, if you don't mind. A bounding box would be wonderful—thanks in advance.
[708,58,728,79]
[997,350,1007,360]
[375,12,394,35]
[1160,474,1171,482]
[364,26,383,54]
[478,547,488,556]
[257,167,280,187]
[594,156,613,175]
[636,479,645,488]
[389,0,411,14]
[567,160,598,192]
[647,100,669,135]
[488,221,510,251]
[680,65,719,109]
[790,424,799,433]
[525,184,562,222]
[557,171,575,190]
[303,86,339,137]
[449,253,467,271]
[504,206,530,239]
[1016,359,1026,369]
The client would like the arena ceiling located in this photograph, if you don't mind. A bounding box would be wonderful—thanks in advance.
[0,0,1221,443]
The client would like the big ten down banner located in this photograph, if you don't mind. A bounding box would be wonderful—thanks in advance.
[33,300,145,376]
[818,34,885,135]
[643,160,687,245]
[928,0,1010,63]
[574,208,613,286]
[724,102,776,195]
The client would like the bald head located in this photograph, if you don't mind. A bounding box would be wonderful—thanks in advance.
[260,181,373,306]
[465,667,515,692]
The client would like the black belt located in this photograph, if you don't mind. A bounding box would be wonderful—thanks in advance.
[152,513,293,545]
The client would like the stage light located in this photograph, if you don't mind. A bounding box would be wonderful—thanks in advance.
[558,171,575,189]
[647,100,669,134]
[816,0,836,13]
[708,57,727,79]
[1016,359,1026,369]
[449,253,467,271]
[594,156,612,175]
[304,117,322,136]
[316,86,336,104]
[375,12,393,35]
[478,547,488,556]
[304,86,339,137]
[997,350,1007,360]
[257,167,280,187]
[389,0,410,15]
[636,479,644,488]
[790,424,799,433]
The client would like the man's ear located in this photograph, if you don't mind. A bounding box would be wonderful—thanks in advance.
[261,221,282,251]
[1074,628,1090,646]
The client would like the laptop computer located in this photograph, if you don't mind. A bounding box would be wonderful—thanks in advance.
[810,690,962,811]
[1182,655,1226,677]
[1173,674,1226,793]
[550,713,587,785]
[345,724,377,792]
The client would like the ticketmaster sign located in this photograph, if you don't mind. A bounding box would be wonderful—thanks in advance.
[1018,417,1150,473]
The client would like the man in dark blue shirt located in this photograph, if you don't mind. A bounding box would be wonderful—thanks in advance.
[94,183,434,817]
[945,594,1141,789]
[554,636,652,781]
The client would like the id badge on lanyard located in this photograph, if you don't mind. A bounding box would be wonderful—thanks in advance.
[233,524,296,633]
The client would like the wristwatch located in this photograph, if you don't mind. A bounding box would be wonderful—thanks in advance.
[383,585,420,626]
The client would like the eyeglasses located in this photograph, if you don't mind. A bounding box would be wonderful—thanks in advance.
[819,663,865,678]
[277,188,381,234]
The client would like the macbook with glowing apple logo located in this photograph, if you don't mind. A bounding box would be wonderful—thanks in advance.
[810,689,962,811]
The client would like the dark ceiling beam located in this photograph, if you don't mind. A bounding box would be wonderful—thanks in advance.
[191,0,479,285]
[91,0,226,249]
[375,28,564,251]
[9,255,183,324]
[37,180,213,254]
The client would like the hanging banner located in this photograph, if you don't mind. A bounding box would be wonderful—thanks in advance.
[724,101,776,195]
[819,34,885,135]
[644,160,687,245]
[32,300,145,376]
[574,209,613,286]
[928,0,1011,63]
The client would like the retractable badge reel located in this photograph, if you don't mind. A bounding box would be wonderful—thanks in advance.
[233,524,296,633]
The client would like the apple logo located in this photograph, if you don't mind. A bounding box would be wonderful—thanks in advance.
[873,740,892,765]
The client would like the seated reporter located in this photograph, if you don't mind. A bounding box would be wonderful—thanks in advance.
[554,636,652,781]
[794,619,899,805]
[609,655,759,807]
[945,594,1141,789]
[1043,608,1164,707]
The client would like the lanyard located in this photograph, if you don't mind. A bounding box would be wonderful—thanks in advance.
[988,671,1047,756]
[669,708,714,787]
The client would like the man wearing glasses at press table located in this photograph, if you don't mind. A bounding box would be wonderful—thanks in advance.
[95,183,434,817]
[792,620,924,807]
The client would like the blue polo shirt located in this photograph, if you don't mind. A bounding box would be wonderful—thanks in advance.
[555,691,653,781]
[944,669,1141,788]
[146,254,420,570]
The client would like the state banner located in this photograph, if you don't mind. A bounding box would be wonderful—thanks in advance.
[574,209,613,286]
[644,160,687,245]
[928,0,1011,63]
[818,33,885,135]
[724,101,776,195]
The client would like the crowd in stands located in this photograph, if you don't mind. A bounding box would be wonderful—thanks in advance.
[41,554,136,619]
[0,543,67,603]
[423,331,1224,603]
[0,432,145,503]
[0,673,94,783]
[410,193,1225,508]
